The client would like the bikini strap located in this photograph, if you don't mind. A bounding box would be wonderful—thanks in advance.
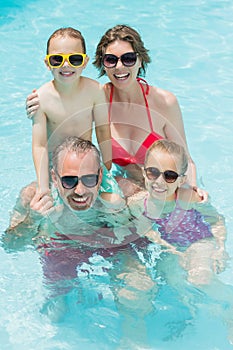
[137,77,153,131]
[137,77,149,95]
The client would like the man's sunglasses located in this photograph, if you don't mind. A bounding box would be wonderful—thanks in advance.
[144,167,184,183]
[59,171,100,189]
[102,52,138,68]
[45,53,87,68]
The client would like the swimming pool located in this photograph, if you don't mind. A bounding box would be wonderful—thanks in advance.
[1,0,233,349]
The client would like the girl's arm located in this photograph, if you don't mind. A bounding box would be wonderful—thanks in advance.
[145,230,183,256]
[193,198,228,273]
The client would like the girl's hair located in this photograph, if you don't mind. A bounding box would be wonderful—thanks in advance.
[46,27,86,54]
[145,140,188,175]
[93,24,151,77]
[52,136,100,173]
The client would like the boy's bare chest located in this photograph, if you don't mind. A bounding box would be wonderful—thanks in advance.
[46,96,94,132]
[48,95,93,119]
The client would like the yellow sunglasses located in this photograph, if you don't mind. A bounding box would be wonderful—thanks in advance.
[45,53,87,68]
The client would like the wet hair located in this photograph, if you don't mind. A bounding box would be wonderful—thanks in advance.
[93,24,151,77]
[145,140,188,175]
[46,27,86,54]
[52,136,101,173]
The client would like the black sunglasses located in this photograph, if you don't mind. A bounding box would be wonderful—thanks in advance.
[144,167,184,183]
[59,171,100,189]
[102,52,138,68]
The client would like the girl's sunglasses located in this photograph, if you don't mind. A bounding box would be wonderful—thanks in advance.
[102,52,138,68]
[144,167,184,183]
[45,53,87,68]
[59,172,100,189]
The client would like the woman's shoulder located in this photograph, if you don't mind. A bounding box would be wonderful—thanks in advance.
[150,85,178,108]
[102,82,112,99]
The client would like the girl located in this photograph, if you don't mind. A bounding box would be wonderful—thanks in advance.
[128,139,227,285]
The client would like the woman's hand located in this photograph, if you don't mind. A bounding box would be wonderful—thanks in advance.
[193,186,209,203]
[26,89,40,119]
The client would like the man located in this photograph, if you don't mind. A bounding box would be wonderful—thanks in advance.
[1,137,161,345]
[5,136,143,248]
[4,136,155,283]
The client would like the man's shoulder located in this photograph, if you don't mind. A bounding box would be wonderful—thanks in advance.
[127,190,147,216]
[127,190,147,204]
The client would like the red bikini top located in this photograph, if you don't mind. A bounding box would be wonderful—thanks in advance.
[109,78,163,167]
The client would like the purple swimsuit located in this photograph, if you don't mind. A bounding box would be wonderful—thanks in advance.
[144,197,212,247]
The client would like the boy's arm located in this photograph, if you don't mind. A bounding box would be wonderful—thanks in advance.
[93,88,112,170]
[31,107,50,202]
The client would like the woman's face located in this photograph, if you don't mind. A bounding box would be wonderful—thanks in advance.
[104,40,141,90]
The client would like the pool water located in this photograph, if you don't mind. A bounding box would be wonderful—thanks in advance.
[0,0,233,349]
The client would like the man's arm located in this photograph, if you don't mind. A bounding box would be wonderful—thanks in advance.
[2,185,55,252]
[6,183,54,232]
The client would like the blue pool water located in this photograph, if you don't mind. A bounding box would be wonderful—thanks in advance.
[0,0,233,349]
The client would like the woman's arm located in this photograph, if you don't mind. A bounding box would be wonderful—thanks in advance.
[157,89,207,200]
[26,89,40,119]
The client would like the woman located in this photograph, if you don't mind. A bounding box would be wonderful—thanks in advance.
[26,24,206,197]
[93,25,197,184]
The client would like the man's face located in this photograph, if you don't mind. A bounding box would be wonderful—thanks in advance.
[52,149,102,211]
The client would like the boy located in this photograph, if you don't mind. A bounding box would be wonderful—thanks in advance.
[30,27,112,206]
